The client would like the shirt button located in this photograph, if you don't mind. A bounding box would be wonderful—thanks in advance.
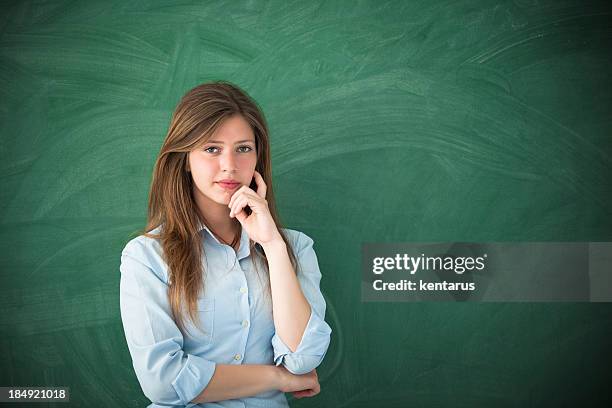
[234,353,242,361]
[242,320,249,328]
[240,286,247,294]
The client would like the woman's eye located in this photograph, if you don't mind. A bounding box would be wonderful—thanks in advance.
[204,147,219,153]
[237,146,253,153]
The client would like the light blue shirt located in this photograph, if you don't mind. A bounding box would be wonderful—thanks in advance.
[119,224,332,407]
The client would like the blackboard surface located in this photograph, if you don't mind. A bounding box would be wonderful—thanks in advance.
[1,1,611,406]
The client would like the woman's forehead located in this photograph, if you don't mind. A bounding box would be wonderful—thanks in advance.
[206,115,255,143]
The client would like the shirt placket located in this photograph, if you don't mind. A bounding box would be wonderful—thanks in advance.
[230,247,250,365]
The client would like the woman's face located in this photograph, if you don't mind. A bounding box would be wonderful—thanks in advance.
[188,114,258,207]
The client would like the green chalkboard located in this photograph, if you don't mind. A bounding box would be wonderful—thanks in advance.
[1,0,611,406]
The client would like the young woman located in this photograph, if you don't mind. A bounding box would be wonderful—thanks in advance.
[119,82,332,407]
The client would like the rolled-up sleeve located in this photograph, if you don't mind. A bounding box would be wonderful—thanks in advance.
[119,240,216,406]
[271,232,332,375]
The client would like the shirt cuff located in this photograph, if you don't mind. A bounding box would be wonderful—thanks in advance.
[171,354,217,405]
[271,308,332,375]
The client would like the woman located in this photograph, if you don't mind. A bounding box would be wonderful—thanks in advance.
[119,81,332,407]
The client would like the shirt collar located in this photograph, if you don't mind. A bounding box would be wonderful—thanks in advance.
[198,221,251,261]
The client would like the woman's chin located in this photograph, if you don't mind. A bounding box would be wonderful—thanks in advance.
[214,194,232,206]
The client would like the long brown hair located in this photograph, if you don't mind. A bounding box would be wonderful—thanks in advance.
[142,81,298,334]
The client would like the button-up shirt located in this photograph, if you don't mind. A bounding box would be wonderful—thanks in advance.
[119,224,332,407]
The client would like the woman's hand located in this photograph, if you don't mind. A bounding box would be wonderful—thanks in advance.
[290,369,320,399]
[276,366,320,398]
[228,170,282,246]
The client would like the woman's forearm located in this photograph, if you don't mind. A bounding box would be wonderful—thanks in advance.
[191,364,280,404]
[262,239,311,352]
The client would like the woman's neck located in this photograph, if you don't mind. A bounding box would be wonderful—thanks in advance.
[194,189,240,245]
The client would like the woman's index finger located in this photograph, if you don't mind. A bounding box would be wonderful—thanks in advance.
[253,170,267,198]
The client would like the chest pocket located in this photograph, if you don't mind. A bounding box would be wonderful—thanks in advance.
[189,297,215,345]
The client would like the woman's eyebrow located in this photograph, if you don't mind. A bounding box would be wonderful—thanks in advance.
[206,139,254,144]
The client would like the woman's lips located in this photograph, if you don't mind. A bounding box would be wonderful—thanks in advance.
[217,181,240,190]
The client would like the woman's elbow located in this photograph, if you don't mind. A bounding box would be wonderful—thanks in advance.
[282,354,325,375]
[138,373,182,406]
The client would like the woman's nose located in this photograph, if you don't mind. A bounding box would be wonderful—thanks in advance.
[220,151,237,172]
